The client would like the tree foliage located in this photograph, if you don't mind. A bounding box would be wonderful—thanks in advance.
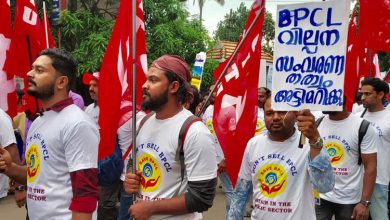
[214,3,275,54]
[59,10,114,76]
[200,59,219,94]
[144,0,210,64]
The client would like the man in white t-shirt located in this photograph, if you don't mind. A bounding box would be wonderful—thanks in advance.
[227,98,335,220]
[316,107,377,220]
[255,87,270,136]
[202,84,233,212]
[0,108,23,204]
[124,55,217,220]
[360,77,390,220]
[0,48,99,220]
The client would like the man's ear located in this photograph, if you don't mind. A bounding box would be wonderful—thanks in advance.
[377,91,384,101]
[169,81,180,94]
[56,76,69,90]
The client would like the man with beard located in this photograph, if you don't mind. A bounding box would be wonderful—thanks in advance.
[123,55,217,220]
[315,105,377,220]
[359,78,390,220]
[0,48,99,220]
[201,84,234,212]
[228,98,334,220]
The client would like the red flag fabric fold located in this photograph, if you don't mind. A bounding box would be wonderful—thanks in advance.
[358,0,390,52]
[0,0,17,117]
[344,10,359,112]
[213,0,265,186]
[98,0,147,160]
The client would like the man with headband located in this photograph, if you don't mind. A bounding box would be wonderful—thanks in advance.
[124,55,217,219]
[228,97,335,220]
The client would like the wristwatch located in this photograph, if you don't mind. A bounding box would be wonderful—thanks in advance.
[15,185,26,191]
[309,137,323,149]
[360,200,371,207]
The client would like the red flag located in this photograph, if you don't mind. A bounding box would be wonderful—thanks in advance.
[4,0,55,116]
[213,0,265,186]
[98,0,147,160]
[344,10,359,112]
[0,0,17,117]
[41,14,56,48]
[358,0,390,52]
[4,0,46,78]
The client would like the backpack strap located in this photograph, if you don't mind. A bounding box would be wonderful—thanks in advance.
[175,115,202,182]
[315,116,325,127]
[357,119,370,165]
[122,112,155,160]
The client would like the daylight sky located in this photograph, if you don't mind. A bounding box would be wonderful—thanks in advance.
[184,0,356,36]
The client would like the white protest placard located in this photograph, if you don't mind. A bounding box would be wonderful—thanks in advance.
[271,0,350,111]
[191,52,207,90]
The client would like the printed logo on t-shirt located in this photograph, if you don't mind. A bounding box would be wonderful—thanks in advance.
[258,164,287,198]
[256,119,265,135]
[205,119,215,134]
[26,144,41,183]
[138,153,162,192]
[325,142,344,165]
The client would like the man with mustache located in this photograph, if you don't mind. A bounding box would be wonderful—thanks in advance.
[316,105,377,220]
[228,97,335,220]
[124,55,217,220]
[359,77,390,220]
[0,48,100,220]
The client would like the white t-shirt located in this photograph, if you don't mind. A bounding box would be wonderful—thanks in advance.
[25,105,99,219]
[85,103,99,125]
[318,114,377,204]
[255,107,267,136]
[0,109,16,198]
[202,105,224,163]
[117,111,146,181]
[352,103,365,115]
[136,108,217,220]
[362,110,390,185]
[239,131,316,220]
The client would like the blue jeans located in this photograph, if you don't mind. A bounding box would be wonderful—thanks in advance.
[117,185,134,220]
[370,183,389,220]
[219,171,234,212]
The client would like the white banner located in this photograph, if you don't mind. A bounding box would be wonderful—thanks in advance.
[272,0,350,111]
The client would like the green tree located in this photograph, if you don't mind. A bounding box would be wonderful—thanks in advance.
[214,3,275,54]
[144,0,210,64]
[200,59,219,94]
[59,10,114,76]
[378,52,390,72]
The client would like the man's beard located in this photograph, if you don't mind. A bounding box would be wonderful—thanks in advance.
[27,80,55,101]
[141,89,168,111]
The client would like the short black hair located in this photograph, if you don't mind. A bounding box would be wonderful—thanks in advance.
[361,77,389,101]
[38,48,77,90]
[164,71,189,104]
[189,85,200,114]
[259,87,271,97]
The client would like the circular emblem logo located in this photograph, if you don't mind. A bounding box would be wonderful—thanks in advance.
[26,144,41,183]
[138,153,162,192]
[206,119,215,134]
[325,142,344,165]
[255,119,265,135]
[257,164,287,198]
